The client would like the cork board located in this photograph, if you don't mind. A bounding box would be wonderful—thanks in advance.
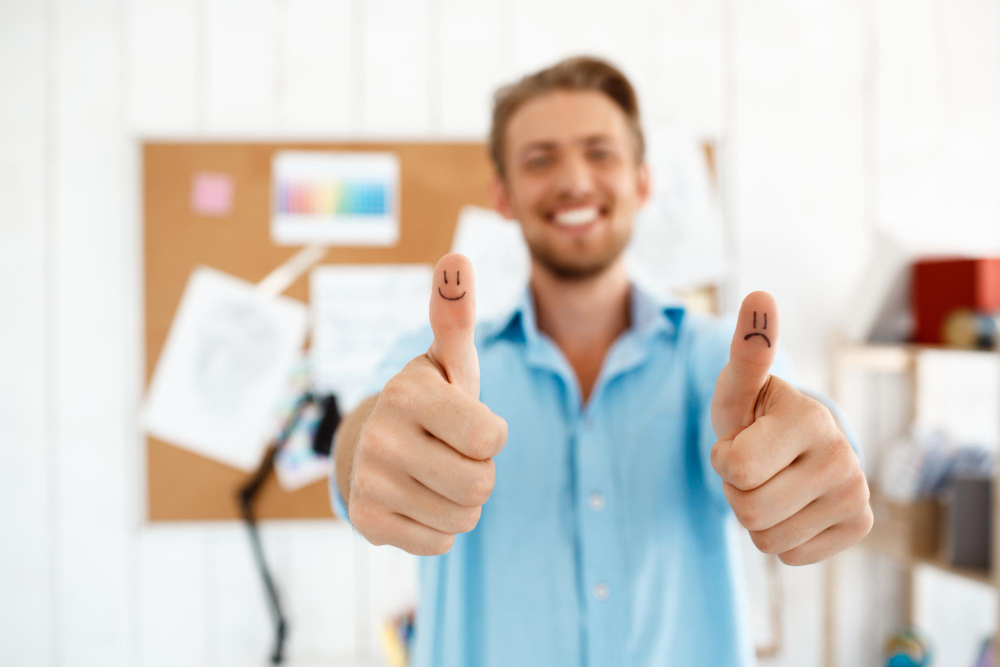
[143,141,492,522]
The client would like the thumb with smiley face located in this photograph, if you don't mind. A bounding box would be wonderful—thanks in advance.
[709,292,873,565]
[428,253,480,398]
[344,253,508,556]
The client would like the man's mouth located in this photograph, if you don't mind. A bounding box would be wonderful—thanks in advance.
[548,205,607,227]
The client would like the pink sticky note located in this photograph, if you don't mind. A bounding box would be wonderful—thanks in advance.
[191,171,234,217]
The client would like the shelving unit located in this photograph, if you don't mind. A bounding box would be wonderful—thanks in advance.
[823,340,1000,667]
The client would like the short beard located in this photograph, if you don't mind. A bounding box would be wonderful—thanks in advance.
[526,233,630,280]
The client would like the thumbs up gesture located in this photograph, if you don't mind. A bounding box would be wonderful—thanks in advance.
[709,292,872,565]
[347,254,508,556]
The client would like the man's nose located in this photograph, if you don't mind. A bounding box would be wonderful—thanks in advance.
[554,153,595,198]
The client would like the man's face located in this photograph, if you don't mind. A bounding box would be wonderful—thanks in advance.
[492,89,649,279]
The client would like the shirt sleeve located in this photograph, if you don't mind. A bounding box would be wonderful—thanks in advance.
[328,325,436,523]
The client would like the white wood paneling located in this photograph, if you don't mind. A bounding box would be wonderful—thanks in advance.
[360,0,430,135]
[937,0,1000,250]
[872,0,949,250]
[730,0,868,391]
[437,0,506,138]
[279,0,354,135]
[210,524,291,667]
[205,0,276,133]
[647,0,726,135]
[358,541,419,657]
[50,0,134,664]
[136,528,211,667]
[283,522,359,662]
[127,0,200,134]
[872,0,1000,253]
[0,1,53,664]
[509,0,651,97]
[915,566,997,667]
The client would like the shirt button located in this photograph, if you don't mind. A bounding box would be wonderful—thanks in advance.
[588,491,605,511]
[594,582,610,601]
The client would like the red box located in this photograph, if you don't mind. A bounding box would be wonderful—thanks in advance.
[912,258,1000,344]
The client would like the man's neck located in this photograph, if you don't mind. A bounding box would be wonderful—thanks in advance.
[531,257,631,403]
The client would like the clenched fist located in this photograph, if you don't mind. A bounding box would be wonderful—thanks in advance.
[346,254,508,556]
[710,292,872,565]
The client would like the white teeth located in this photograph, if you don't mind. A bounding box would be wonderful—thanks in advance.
[554,206,599,226]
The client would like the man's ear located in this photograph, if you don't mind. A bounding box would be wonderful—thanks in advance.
[489,172,514,219]
[636,162,651,207]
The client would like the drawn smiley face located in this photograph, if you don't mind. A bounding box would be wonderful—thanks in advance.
[743,310,771,347]
[437,270,466,301]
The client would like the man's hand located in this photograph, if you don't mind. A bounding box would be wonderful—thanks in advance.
[347,253,508,556]
[709,292,873,565]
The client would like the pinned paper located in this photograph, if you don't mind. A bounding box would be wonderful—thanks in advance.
[626,128,726,298]
[271,151,400,246]
[190,171,234,217]
[450,206,530,321]
[310,265,432,410]
[141,266,308,471]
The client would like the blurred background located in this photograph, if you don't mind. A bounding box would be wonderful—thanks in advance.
[2,0,999,666]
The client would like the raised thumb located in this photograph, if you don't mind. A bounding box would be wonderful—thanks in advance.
[427,253,479,398]
[710,291,780,438]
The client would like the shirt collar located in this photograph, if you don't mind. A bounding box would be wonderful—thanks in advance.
[482,281,686,349]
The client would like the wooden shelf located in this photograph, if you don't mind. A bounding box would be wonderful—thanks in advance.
[861,519,994,588]
[836,342,999,372]
[825,335,1000,667]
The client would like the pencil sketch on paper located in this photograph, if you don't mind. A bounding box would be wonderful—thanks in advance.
[141,266,308,471]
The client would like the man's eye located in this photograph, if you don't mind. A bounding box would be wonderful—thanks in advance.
[525,155,553,169]
[588,149,611,162]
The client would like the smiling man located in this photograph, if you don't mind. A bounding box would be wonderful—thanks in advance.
[331,57,872,666]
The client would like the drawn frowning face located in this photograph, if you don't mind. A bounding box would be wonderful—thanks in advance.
[437,270,466,301]
[743,310,771,347]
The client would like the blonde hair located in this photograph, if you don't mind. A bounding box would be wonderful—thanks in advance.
[489,56,645,178]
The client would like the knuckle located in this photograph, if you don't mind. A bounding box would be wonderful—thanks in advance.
[862,509,874,537]
[350,504,385,546]
[778,550,808,567]
[750,529,780,555]
[463,462,496,506]
[426,532,456,556]
[464,410,507,459]
[381,374,419,413]
[379,375,406,406]
[359,424,389,458]
[819,436,855,485]
[855,505,875,539]
[733,498,770,531]
[492,416,509,453]
[456,505,483,533]
[347,499,368,530]
[806,397,835,430]
[850,469,871,507]
[725,452,760,491]
[468,420,501,459]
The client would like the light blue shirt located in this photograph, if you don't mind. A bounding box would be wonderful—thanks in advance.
[331,283,859,667]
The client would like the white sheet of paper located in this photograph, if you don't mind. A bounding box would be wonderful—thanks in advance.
[271,150,400,246]
[626,127,727,297]
[141,266,308,471]
[310,265,433,411]
[450,205,530,321]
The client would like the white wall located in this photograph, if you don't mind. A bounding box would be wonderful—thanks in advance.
[1,0,998,665]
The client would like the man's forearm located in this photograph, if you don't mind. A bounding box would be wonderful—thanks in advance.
[334,393,380,515]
